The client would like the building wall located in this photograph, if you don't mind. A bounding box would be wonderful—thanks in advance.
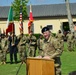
[0,17,76,35]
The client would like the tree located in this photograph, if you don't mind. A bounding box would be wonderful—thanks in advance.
[65,0,74,32]
[12,0,29,21]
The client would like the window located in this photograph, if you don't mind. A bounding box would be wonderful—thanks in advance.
[47,25,53,30]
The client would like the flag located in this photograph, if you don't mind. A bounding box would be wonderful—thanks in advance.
[19,5,23,32]
[6,6,15,35]
[28,4,34,33]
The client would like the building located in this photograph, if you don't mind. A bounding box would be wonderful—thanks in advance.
[0,3,76,35]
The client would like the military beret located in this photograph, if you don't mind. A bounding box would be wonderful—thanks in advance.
[41,26,49,33]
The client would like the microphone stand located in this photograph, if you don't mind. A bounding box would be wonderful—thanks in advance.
[16,62,23,75]
[16,50,28,75]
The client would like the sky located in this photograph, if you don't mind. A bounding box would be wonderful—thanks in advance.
[0,0,76,6]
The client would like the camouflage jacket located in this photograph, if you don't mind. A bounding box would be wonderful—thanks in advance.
[27,35,37,46]
[1,37,8,50]
[56,33,64,41]
[41,35,63,59]
[37,38,43,50]
[17,34,27,47]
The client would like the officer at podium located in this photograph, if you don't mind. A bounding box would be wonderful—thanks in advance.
[40,26,63,75]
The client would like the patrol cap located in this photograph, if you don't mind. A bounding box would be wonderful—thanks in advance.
[41,26,49,33]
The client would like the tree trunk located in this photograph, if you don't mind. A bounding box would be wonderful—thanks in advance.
[65,0,74,32]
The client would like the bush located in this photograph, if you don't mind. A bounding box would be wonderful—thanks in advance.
[52,33,56,37]
[25,34,40,39]
[25,33,56,39]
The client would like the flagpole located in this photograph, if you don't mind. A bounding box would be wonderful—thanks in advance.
[11,6,14,44]
[19,0,23,33]
[30,2,32,32]
[28,1,34,34]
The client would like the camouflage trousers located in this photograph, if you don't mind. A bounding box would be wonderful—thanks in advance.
[18,46,27,62]
[67,41,74,51]
[38,49,43,55]
[0,50,3,61]
[54,57,61,75]
[55,65,61,75]
[0,50,7,62]
[28,46,36,57]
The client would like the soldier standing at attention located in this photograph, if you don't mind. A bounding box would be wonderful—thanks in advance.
[38,26,63,75]
[27,31,37,57]
[56,30,64,51]
[17,31,27,63]
[37,34,43,55]
[1,34,8,64]
[8,32,18,64]
[56,30,64,41]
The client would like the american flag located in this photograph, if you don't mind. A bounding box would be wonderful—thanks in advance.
[19,5,23,32]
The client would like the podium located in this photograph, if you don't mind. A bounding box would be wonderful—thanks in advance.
[26,57,55,75]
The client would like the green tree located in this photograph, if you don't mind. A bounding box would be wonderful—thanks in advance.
[12,0,29,21]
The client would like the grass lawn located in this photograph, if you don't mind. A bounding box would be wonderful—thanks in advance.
[0,42,76,75]
[61,51,76,75]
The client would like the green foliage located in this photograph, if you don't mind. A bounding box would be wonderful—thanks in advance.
[33,34,40,39]
[52,33,56,37]
[12,0,29,21]
[25,34,41,39]
[25,34,29,36]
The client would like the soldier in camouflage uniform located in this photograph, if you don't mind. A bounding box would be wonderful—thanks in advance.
[0,34,8,64]
[66,31,74,51]
[39,26,63,75]
[27,31,37,57]
[17,31,27,63]
[56,30,64,51]
[37,34,43,55]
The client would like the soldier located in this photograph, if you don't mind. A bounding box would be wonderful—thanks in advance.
[66,31,74,51]
[56,30,64,51]
[0,34,8,64]
[8,32,18,64]
[56,30,64,40]
[17,31,27,63]
[38,26,63,75]
[27,31,37,57]
[37,34,43,55]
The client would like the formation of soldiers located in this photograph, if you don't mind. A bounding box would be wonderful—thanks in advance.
[56,30,76,52]
[0,30,37,64]
[0,27,76,75]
